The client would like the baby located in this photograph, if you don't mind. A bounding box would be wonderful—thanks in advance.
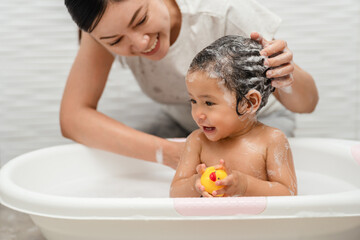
[170,35,297,197]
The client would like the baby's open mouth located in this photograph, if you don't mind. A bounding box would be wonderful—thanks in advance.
[203,126,216,132]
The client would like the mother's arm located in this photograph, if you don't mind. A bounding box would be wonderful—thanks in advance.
[60,32,182,169]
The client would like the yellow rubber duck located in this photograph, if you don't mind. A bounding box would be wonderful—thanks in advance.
[200,166,228,197]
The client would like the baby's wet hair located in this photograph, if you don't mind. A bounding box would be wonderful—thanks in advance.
[188,35,274,115]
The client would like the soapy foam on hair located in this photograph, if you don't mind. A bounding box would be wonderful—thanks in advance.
[217,79,234,107]
[188,35,274,115]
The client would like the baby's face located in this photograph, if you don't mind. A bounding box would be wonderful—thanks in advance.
[186,71,253,141]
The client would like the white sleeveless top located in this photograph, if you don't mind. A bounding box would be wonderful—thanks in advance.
[120,0,286,132]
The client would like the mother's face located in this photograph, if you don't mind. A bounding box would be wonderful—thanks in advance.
[91,0,171,60]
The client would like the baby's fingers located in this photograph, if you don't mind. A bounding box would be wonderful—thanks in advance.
[195,177,212,197]
[212,188,226,197]
[213,159,225,170]
[195,178,205,192]
[202,191,214,198]
[215,175,233,187]
[196,163,206,174]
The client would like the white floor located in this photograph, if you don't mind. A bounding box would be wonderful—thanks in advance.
[0,204,45,240]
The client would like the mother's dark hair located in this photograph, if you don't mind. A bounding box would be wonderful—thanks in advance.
[65,0,122,33]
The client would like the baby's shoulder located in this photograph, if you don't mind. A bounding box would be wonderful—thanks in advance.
[186,129,206,144]
[189,128,211,139]
[259,125,288,144]
[187,129,202,138]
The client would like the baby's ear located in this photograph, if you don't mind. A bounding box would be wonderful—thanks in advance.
[244,90,262,114]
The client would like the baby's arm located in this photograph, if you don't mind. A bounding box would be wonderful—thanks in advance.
[265,131,297,195]
[214,130,297,197]
[170,130,203,198]
[244,130,297,196]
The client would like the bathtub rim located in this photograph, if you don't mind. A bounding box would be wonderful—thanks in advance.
[1,190,360,220]
[1,138,360,220]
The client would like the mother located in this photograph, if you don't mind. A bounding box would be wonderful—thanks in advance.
[61,0,318,169]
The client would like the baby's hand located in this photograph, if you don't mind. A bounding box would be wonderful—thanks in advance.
[194,163,213,197]
[211,170,247,197]
[250,32,294,89]
[213,159,226,171]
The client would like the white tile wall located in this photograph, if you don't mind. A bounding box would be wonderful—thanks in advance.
[257,0,360,140]
[1,0,359,165]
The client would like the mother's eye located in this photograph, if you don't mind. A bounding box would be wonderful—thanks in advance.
[110,37,123,46]
[136,15,147,27]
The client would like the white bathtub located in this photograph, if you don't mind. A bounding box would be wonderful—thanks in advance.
[0,138,359,240]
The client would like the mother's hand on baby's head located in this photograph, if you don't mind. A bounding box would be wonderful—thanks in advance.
[250,32,295,89]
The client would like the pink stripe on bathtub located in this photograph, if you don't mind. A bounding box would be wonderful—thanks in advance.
[173,197,267,216]
[351,144,360,165]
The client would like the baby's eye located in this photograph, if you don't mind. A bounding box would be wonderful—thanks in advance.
[205,101,214,106]
[190,99,196,104]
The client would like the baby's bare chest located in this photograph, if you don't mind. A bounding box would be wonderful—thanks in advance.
[200,142,267,180]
